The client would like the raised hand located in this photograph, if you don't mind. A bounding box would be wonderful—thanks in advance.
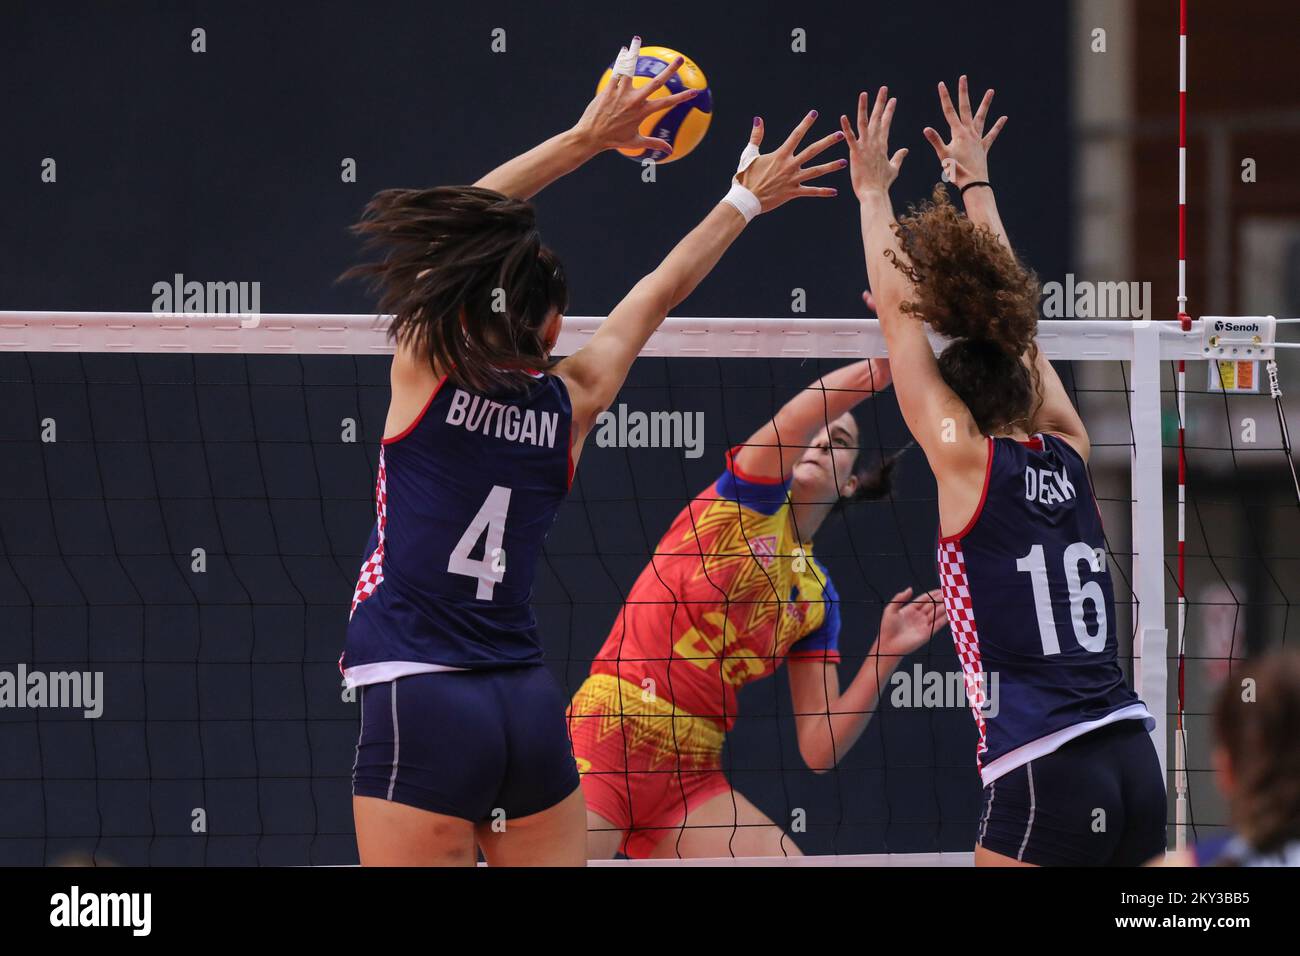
[877,586,948,658]
[864,354,892,392]
[841,87,908,201]
[734,110,846,213]
[922,75,1007,189]
[572,37,700,156]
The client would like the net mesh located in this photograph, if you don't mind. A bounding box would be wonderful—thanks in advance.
[1173,357,1300,846]
[0,326,1294,865]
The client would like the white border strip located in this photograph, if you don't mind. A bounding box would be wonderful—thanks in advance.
[587,851,975,867]
[0,312,1247,362]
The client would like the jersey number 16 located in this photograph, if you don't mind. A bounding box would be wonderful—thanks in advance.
[1015,541,1108,655]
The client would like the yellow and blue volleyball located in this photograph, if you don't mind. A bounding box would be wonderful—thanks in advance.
[596,45,712,164]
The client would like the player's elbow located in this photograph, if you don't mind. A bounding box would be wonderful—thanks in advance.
[802,747,837,775]
[636,269,679,319]
[796,727,838,774]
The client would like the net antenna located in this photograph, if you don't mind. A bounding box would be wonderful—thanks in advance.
[1175,0,1190,855]
[1171,0,1300,853]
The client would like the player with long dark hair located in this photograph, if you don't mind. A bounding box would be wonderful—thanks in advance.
[571,356,948,859]
[339,42,847,866]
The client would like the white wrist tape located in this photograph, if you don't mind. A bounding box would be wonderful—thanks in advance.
[722,181,761,223]
[723,140,764,221]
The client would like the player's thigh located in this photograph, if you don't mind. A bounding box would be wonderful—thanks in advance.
[476,786,587,866]
[354,795,476,866]
[487,665,583,847]
[651,787,802,859]
[977,726,1133,866]
[584,809,626,859]
[974,843,1037,867]
[351,675,502,865]
[1112,724,1169,865]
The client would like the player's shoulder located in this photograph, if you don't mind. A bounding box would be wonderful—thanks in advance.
[531,367,573,406]
[804,557,839,601]
[1041,430,1090,464]
[990,431,1086,469]
[710,447,792,517]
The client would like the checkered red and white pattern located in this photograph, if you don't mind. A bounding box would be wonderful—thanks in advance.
[349,447,389,619]
[936,539,988,764]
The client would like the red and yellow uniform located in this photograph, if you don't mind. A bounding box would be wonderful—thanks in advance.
[568,447,841,856]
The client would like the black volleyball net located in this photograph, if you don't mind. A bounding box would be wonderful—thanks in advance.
[0,310,1295,865]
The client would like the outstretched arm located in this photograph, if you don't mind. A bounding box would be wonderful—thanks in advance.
[474,38,698,200]
[1027,347,1090,459]
[732,356,891,481]
[843,88,984,478]
[558,112,847,453]
[789,587,947,772]
[923,76,1088,459]
[923,75,1009,245]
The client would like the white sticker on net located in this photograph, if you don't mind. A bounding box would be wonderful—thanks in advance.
[1207,359,1261,394]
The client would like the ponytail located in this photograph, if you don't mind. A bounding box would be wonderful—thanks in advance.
[833,442,910,512]
[342,185,569,394]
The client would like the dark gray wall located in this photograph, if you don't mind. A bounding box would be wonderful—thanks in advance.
[0,0,1071,864]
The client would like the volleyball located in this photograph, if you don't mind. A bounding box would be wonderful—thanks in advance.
[596,45,712,163]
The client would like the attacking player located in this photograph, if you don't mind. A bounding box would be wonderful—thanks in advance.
[570,356,948,859]
[339,39,848,866]
[841,76,1165,865]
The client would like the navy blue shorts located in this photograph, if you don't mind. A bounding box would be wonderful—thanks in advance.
[977,719,1167,866]
[352,667,580,823]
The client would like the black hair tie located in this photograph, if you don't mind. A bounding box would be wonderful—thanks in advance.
[959,180,992,197]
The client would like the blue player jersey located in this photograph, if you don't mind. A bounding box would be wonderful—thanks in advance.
[936,432,1153,785]
[341,370,573,686]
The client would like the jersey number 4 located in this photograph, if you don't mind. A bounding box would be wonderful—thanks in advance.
[1015,542,1107,655]
[448,485,511,600]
